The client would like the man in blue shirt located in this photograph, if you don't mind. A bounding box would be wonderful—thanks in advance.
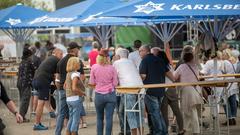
[139,45,174,135]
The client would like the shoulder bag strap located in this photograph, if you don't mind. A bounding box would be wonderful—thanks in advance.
[186,64,208,102]
[231,63,236,73]
[186,64,199,81]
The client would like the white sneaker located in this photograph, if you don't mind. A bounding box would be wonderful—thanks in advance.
[83,123,87,128]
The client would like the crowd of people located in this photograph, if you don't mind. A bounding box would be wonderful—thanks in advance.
[0,39,239,135]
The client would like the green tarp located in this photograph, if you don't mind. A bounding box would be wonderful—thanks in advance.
[114,26,152,47]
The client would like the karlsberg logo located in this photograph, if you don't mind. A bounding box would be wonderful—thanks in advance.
[134,1,240,14]
[6,18,21,25]
[29,15,77,25]
[134,1,164,14]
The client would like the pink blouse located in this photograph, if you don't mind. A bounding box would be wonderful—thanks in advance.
[89,64,118,94]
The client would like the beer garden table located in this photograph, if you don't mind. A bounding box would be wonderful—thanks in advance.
[116,76,240,135]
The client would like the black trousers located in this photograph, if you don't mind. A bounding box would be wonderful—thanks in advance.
[18,86,31,119]
[0,118,5,135]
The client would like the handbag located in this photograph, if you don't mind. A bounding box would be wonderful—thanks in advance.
[186,64,209,103]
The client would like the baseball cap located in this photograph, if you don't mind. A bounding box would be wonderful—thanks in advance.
[68,42,81,50]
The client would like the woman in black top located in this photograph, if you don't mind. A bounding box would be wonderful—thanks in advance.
[17,48,35,122]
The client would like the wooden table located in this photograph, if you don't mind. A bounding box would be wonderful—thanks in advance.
[200,73,240,79]
[0,67,7,70]
[116,78,240,94]
[2,71,18,76]
[116,78,240,135]
[0,60,16,64]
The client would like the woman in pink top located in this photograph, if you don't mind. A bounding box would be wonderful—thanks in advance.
[174,47,203,135]
[89,49,118,135]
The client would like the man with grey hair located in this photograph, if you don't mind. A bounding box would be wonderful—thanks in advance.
[150,47,161,56]
[139,45,175,135]
[32,48,63,130]
[113,48,144,135]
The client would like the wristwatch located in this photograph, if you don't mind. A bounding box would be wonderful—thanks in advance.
[14,111,18,116]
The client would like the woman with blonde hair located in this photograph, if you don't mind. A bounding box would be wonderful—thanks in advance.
[89,49,118,135]
[64,57,85,135]
[221,49,238,125]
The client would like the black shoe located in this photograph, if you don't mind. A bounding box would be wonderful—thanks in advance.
[202,122,210,129]
[222,119,234,126]
[232,118,236,125]
[118,132,130,135]
[171,124,177,132]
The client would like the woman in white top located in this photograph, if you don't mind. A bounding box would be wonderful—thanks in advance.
[64,57,85,135]
[200,51,225,118]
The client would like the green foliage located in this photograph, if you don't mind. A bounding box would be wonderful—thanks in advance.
[0,0,22,9]
[0,0,51,11]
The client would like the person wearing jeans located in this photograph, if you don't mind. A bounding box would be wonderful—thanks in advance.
[95,92,116,135]
[223,94,238,125]
[55,89,69,135]
[221,50,239,126]
[139,45,175,135]
[145,95,167,135]
[113,48,145,135]
[65,57,85,135]
[117,96,131,135]
[55,42,83,135]
[89,48,118,135]
[67,97,83,132]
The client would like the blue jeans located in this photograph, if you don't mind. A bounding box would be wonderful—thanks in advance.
[224,94,237,118]
[117,96,130,134]
[55,90,69,135]
[145,95,167,135]
[67,97,83,132]
[95,92,116,135]
[80,97,86,116]
[53,90,59,115]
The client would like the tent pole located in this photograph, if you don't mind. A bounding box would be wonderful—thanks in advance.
[85,27,101,42]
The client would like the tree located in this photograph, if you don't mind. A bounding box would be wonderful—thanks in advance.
[0,0,51,11]
[0,0,23,9]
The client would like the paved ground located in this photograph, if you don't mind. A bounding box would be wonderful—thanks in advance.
[1,103,240,135]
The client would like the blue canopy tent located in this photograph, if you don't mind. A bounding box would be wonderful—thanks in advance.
[99,1,240,134]
[17,0,135,48]
[98,0,240,61]
[98,0,240,19]
[63,13,175,48]
[18,0,184,48]
[17,0,152,48]
[0,3,47,58]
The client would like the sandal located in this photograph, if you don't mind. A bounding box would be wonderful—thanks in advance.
[82,122,87,128]
[177,129,186,135]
